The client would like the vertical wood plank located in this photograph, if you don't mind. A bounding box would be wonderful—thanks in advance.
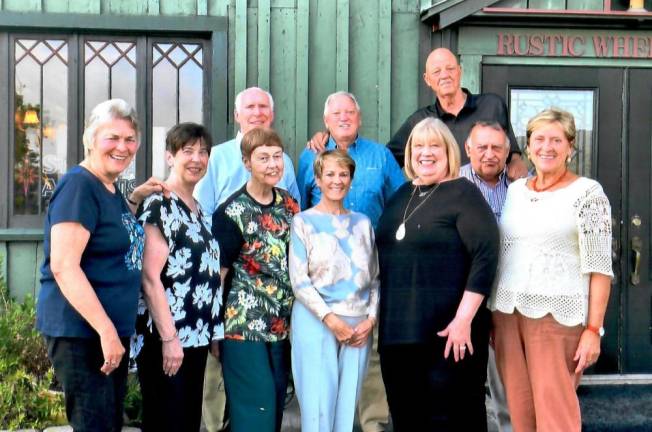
[209,0,228,16]
[419,0,431,11]
[390,9,420,137]
[34,241,44,297]
[269,7,296,155]
[246,7,259,88]
[460,54,481,94]
[377,0,392,143]
[234,0,247,99]
[7,242,37,301]
[211,25,229,143]
[159,0,196,15]
[0,242,7,289]
[147,0,160,14]
[198,0,208,15]
[294,0,309,161]
[0,32,8,227]
[308,0,337,136]
[336,0,349,90]
[3,0,41,11]
[258,0,271,89]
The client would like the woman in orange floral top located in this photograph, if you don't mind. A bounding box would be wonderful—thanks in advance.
[212,128,299,432]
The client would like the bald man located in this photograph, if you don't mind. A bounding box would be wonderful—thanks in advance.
[387,48,527,179]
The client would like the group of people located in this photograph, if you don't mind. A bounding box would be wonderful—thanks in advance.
[36,47,613,432]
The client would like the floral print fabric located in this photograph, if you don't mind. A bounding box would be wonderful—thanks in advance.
[213,186,299,342]
[131,193,223,358]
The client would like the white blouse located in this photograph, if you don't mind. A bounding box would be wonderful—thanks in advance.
[489,177,613,326]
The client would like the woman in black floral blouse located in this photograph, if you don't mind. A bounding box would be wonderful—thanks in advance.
[133,123,222,432]
[212,127,299,432]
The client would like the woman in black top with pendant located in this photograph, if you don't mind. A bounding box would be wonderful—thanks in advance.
[376,117,500,431]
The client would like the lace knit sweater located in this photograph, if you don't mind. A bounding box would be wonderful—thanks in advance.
[489,177,613,326]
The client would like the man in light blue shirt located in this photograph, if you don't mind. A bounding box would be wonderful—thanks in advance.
[194,86,300,215]
[297,91,404,228]
[195,86,299,432]
[297,91,404,432]
[460,120,512,432]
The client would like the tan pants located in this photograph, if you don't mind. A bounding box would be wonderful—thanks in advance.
[201,352,228,432]
[493,311,584,432]
[357,328,390,432]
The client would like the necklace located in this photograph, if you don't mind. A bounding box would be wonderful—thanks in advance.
[532,169,568,192]
[395,183,440,241]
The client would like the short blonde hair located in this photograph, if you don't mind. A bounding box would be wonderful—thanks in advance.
[313,149,356,180]
[404,118,460,180]
[526,107,576,149]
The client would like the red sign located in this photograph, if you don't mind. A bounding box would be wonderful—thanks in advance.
[497,32,652,58]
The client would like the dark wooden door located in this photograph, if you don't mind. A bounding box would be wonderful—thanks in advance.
[481,65,651,373]
[624,68,652,372]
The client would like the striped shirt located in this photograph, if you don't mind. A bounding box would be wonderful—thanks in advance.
[459,163,510,220]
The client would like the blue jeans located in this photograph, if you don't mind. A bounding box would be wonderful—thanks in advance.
[45,335,129,432]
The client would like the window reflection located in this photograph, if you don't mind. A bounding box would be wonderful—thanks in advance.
[84,40,137,195]
[152,42,204,179]
[509,89,595,177]
[14,38,68,216]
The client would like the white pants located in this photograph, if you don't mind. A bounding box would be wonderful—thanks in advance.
[291,301,371,432]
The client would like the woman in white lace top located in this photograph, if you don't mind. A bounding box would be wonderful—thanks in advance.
[489,108,613,432]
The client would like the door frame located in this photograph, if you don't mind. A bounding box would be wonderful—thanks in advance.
[482,64,629,374]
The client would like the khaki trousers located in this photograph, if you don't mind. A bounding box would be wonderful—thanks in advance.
[492,311,584,432]
[357,328,390,432]
[201,352,228,432]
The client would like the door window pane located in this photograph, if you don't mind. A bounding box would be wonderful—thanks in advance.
[14,38,68,216]
[152,42,204,179]
[85,40,137,196]
[510,89,595,177]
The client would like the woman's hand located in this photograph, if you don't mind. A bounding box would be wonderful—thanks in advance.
[210,340,220,360]
[129,176,170,207]
[437,316,474,362]
[573,329,601,373]
[162,336,184,376]
[323,313,355,344]
[349,318,375,347]
[99,326,125,375]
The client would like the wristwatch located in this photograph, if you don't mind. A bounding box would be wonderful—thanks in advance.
[586,324,605,337]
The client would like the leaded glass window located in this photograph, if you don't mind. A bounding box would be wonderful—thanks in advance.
[14,38,68,217]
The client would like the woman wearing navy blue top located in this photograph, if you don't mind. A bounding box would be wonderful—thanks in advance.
[37,99,164,432]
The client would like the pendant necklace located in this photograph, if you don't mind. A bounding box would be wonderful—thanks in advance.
[395,182,440,241]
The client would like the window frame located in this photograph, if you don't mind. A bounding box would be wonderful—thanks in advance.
[0,12,227,229]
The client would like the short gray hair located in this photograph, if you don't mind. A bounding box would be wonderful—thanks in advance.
[82,99,139,156]
[234,87,275,113]
[466,121,510,149]
[323,91,361,116]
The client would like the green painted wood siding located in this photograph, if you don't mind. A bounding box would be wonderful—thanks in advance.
[0,0,429,299]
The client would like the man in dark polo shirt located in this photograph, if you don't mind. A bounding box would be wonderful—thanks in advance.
[387,48,527,178]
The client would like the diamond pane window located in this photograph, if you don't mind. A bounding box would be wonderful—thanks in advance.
[84,40,138,195]
[152,42,204,179]
[14,38,68,216]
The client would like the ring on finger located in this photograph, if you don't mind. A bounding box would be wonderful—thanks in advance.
[460,345,466,351]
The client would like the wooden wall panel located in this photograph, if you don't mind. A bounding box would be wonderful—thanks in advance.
[3,0,41,11]
[7,242,40,301]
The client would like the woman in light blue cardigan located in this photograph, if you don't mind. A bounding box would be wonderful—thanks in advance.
[289,149,380,432]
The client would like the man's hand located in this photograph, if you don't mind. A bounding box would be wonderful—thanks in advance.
[306,131,329,153]
[507,153,528,181]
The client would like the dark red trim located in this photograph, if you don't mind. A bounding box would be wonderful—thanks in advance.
[482,7,652,17]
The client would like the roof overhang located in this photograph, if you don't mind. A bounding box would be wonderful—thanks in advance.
[420,0,502,30]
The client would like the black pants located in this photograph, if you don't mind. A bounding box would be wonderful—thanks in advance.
[379,317,489,432]
[45,335,130,432]
[136,333,209,432]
